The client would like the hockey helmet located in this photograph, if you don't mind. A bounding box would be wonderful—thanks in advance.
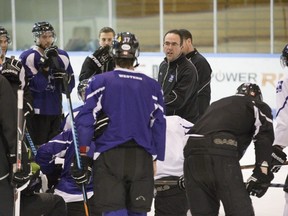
[77,79,90,101]
[112,32,139,59]
[32,21,56,43]
[0,26,11,44]
[236,83,263,101]
[280,44,288,68]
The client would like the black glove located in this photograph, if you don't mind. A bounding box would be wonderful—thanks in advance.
[90,45,112,68]
[178,175,185,190]
[39,46,59,69]
[246,166,274,198]
[10,155,31,189]
[270,145,287,173]
[39,56,52,69]
[8,144,32,189]
[22,168,42,196]
[1,58,22,85]
[71,155,93,185]
[46,164,63,190]
[44,46,59,59]
[12,169,31,188]
[93,111,109,140]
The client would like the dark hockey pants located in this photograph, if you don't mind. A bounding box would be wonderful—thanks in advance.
[184,135,255,216]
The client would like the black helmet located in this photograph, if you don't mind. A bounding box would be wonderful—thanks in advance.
[236,83,263,101]
[77,79,90,101]
[0,26,11,44]
[32,21,56,43]
[280,44,288,68]
[112,32,139,59]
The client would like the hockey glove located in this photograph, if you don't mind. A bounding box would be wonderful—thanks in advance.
[9,153,31,188]
[89,45,112,68]
[46,164,63,190]
[93,111,109,140]
[71,155,93,185]
[178,175,185,190]
[44,46,59,59]
[53,68,67,80]
[270,145,287,173]
[1,58,22,85]
[22,167,42,195]
[246,166,274,198]
[39,56,52,69]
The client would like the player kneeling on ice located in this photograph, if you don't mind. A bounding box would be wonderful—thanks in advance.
[35,78,109,216]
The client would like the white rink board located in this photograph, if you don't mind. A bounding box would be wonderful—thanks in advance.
[10,51,284,115]
[66,52,284,117]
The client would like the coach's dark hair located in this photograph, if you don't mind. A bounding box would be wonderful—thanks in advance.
[179,29,193,41]
[163,29,183,46]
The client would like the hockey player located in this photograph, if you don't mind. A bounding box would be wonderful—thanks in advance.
[19,21,75,147]
[79,26,115,82]
[179,28,212,118]
[35,128,99,216]
[0,26,33,117]
[0,74,23,215]
[268,44,288,215]
[154,115,193,216]
[0,74,66,216]
[158,29,199,123]
[184,83,274,216]
[73,32,166,216]
[35,79,105,216]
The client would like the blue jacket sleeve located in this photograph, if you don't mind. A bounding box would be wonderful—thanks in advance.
[35,131,71,174]
[75,77,104,158]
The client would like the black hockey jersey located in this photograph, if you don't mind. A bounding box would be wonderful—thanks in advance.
[188,94,274,166]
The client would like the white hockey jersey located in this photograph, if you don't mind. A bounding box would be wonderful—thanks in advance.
[273,73,288,148]
[154,115,193,180]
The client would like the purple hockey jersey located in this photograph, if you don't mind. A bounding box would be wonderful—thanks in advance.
[19,46,75,115]
[75,68,166,161]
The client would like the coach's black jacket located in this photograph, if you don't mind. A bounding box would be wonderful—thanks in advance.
[186,49,212,118]
[158,53,199,123]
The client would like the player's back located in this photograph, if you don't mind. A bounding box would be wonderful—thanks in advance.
[89,68,165,154]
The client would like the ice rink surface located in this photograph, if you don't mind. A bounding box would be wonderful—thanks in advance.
[148,144,288,216]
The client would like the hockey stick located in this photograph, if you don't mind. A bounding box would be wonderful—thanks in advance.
[13,89,24,216]
[25,128,37,156]
[155,180,286,188]
[62,74,90,216]
[50,53,90,216]
[25,128,49,193]
[240,161,288,170]
[269,183,285,188]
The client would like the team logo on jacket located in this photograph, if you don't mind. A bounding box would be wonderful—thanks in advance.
[276,81,283,93]
[213,138,237,147]
[168,74,174,83]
